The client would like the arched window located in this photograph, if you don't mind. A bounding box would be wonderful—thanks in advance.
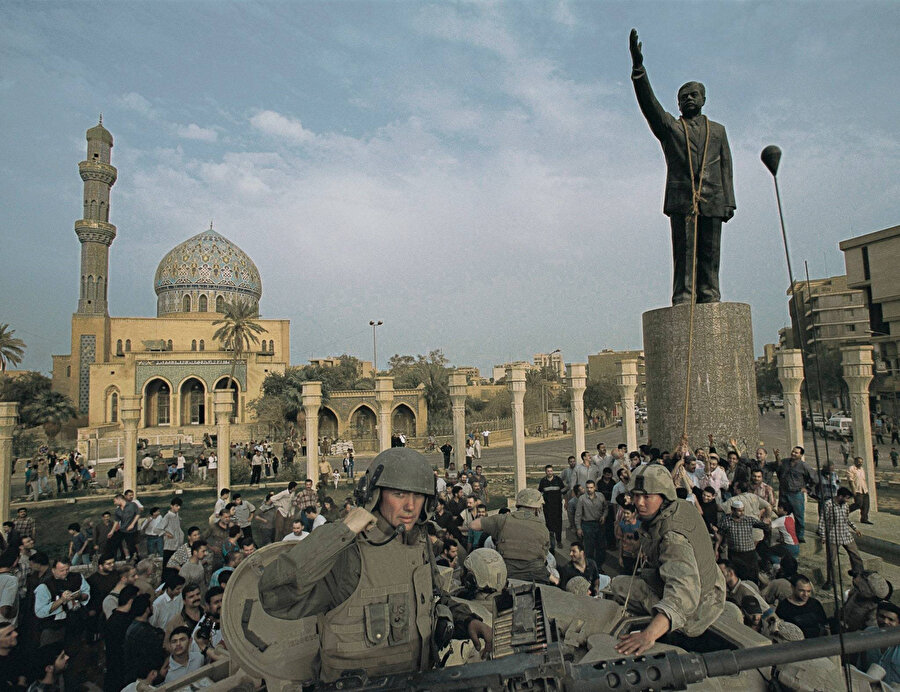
[125,339,131,352]
[167,339,173,351]
[109,392,119,423]
[66,366,71,377]
[199,294,208,312]
[183,294,192,312]
[158,383,170,424]
[216,295,225,312]
[199,339,205,351]
[191,340,197,351]
[116,339,123,356]
[269,340,275,353]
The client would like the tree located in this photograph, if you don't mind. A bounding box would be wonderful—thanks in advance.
[583,377,619,420]
[755,361,781,398]
[256,356,370,426]
[0,372,54,424]
[21,390,77,442]
[212,299,268,402]
[388,350,451,428]
[0,324,25,373]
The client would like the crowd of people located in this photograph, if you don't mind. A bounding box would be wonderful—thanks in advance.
[2,429,899,689]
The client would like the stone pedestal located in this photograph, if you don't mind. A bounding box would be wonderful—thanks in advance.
[643,302,758,451]
[449,371,468,468]
[213,390,233,493]
[120,396,142,494]
[302,382,323,483]
[777,349,805,451]
[617,359,639,452]
[567,363,587,459]
[0,403,18,524]
[507,365,527,492]
[843,346,877,511]
[375,377,394,453]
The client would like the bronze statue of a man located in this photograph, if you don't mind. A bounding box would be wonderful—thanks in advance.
[630,29,735,305]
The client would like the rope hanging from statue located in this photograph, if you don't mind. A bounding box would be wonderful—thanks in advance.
[681,116,711,438]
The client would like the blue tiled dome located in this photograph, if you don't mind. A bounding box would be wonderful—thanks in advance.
[154,227,262,315]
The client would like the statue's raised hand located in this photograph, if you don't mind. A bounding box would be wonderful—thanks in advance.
[629,29,643,68]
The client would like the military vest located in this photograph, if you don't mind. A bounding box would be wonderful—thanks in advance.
[38,572,83,629]
[318,525,434,682]
[495,511,550,563]
[639,500,720,600]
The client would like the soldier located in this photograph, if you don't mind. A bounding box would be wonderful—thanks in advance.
[612,463,726,655]
[258,448,492,683]
[843,570,892,632]
[470,488,551,583]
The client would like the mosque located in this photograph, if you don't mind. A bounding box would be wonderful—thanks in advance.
[50,121,425,452]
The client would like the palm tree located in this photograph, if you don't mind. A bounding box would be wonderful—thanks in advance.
[22,390,77,442]
[0,324,26,373]
[212,299,268,418]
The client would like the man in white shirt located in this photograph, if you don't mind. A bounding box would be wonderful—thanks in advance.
[165,625,204,683]
[591,442,613,470]
[270,481,298,539]
[304,507,327,532]
[33,557,90,645]
[151,574,185,629]
[121,645,169,692]
[283,519,309,542]
[176,453,186,482]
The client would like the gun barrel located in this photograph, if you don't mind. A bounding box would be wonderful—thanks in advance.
[703,627,900,677]
[568,627,900,691]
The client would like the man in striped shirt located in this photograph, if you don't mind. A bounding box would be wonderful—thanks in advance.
[817,487,865,589]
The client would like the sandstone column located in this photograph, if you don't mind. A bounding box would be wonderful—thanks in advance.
[449,371,468,468]
[777,349,805,451]
[0,403,18,523]
[507,365,527,493]
[616,359,639,452]
[375,377,394,453]
[120,395,142,494]
[213,390,234,493]
[842,346,877,511]
[567,363,588,459]
[302,381,323,483]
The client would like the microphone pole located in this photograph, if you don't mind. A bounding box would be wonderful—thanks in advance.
[761,145,850,692]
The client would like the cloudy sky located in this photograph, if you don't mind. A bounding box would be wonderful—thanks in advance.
[2,1,898,377]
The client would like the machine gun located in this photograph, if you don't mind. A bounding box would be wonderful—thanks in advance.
[317,626,900,691]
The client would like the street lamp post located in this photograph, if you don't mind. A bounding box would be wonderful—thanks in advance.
[369,320,383,377]
[544,348,561,432]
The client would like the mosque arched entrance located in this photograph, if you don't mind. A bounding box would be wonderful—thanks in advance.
[180,377,207,425]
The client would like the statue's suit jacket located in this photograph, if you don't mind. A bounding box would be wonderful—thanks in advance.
[632,66,735,219]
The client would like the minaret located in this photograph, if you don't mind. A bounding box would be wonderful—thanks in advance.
[75,117,117,314]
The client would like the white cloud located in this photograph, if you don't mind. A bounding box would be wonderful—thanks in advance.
[117,92,156,117]
[176,123,218,142]
[552,0,577,28]
[249,110,316,144]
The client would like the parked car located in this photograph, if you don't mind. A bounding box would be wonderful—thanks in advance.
[813,413,825,434]
[770,397,784,409]
[825,416,853,439]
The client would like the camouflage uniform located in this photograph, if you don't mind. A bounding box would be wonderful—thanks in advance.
[610,464,726,637]
[259,448,479,683]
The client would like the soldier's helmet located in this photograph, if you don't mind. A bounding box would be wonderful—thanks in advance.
[628,463,677,501]
[515,488,544,508]
[463,548,507,593]
[565,576,591,596]
[356,447,436,519]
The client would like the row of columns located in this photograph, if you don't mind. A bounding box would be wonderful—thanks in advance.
[300,377,398,485]
[447,361,639,494]
[777,345,878,510]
